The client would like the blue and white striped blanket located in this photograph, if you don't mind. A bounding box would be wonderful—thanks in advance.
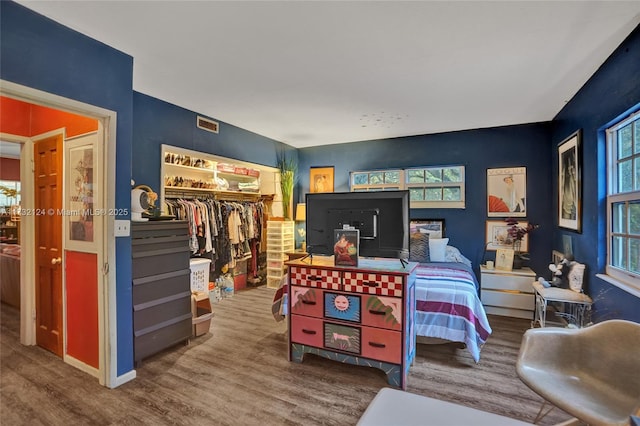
[414,263,492,363]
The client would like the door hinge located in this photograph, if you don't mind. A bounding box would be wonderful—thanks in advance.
[103,262,109,275]
[31,159,35,173]
[32,308,36,320]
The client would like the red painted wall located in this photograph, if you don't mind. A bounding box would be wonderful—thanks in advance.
[0,97,30,135]
[65,250,99,369]
[0,158,20,180]
[0,96,98,138]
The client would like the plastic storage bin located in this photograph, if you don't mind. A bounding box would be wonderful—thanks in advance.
[266,220,294,289]
[191,291,214,337]
[190,258,211,292]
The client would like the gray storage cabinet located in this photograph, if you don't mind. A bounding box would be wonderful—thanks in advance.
[132,221,192,364]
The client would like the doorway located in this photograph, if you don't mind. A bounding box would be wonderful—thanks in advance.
[0,81,118,387]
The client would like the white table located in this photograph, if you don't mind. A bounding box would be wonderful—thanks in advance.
[532,281,592,328]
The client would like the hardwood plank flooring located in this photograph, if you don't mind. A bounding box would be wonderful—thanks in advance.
[1,287,573,425]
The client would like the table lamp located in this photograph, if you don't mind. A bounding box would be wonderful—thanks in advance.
[295,203,306,252]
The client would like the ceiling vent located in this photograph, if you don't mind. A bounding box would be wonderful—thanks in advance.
[197,116,219,134]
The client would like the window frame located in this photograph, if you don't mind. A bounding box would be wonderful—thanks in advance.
[605,111,640,292]
[350,165,466,209]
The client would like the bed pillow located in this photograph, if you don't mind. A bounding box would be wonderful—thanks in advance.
[445,245,472,267]
[409,232,430,263]
[428,238,449,262]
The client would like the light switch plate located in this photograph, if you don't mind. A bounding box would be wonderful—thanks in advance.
[115,219,130,237]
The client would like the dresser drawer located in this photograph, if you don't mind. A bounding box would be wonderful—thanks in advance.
[324,292,361,323]
[290,286,323,318]
[290,315,323,347]
[481,269,535,292]
[362,294,402,331]
[361,327,401,364]
[290,266,341,290]
[324,323,361,354]
[343,271,403,297]
[481,289,534,311]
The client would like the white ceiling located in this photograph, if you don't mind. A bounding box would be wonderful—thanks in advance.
[15,1,640,148]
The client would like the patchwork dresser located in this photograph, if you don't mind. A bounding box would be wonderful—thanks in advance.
[286,256,417,389]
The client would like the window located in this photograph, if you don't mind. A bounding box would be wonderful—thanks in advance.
[405,166,465,208]
[351,169,403,192]
[0,180,20,208]
[606,112,640,290]
[351,165,465,208]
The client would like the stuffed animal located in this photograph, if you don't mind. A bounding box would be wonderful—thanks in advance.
[548,255,575,288]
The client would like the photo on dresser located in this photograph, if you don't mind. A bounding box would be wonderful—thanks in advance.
[495,248,515,271]
[334,229,359,267]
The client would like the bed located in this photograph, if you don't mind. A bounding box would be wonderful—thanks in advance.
[413,259,492,363]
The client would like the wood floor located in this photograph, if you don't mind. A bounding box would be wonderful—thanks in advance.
[1,286,573,425]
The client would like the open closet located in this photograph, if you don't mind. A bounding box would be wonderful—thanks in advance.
[159,144,280,289]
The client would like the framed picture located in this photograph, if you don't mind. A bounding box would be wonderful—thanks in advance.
[495,248,515,271]
[65,132,100,250]
[485,220,529,252]
[487,167,527,217]
[552,250,565,265]
[334,228,359,266]
[558,130,582,232]
[410,219,445,238]
[310,166,334,193]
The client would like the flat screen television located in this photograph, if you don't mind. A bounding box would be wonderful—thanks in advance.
[305,190,410,260]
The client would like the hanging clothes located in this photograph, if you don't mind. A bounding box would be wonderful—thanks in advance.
[164,197,265,273]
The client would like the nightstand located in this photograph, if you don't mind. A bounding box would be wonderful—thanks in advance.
[480,266,536,319]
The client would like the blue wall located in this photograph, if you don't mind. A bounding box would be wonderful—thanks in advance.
[1,1,135,376]
[551,24,640,322]
[132,92,295,190]
[299,123,554,278]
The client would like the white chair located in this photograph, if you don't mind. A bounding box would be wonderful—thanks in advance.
[516,320,640,425]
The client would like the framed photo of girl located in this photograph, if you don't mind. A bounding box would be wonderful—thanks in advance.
[558,130,582,233]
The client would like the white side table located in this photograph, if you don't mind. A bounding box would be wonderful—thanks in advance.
[532,281,593,328]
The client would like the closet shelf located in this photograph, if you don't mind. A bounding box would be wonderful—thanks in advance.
[164,187,264,201]
[164,162,214,173]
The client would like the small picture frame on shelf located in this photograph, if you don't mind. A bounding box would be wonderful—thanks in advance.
[334,228,359,267]
[495,248,515,271]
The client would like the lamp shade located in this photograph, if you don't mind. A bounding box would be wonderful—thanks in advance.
[295,203,306,221]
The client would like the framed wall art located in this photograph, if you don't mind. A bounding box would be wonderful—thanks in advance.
[558,130,582,232]
[487,167,527,217]
[410,219,445,238]
[485,219,529,252]
[310,166,334,193]
[64,131,101,251]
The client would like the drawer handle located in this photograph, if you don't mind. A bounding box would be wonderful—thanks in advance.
[368,342,386,348]
[368,309,386,316]
[308,275,322,281]
[302,329,317,335]
[364,281,379,287]
[301,300,316,305]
